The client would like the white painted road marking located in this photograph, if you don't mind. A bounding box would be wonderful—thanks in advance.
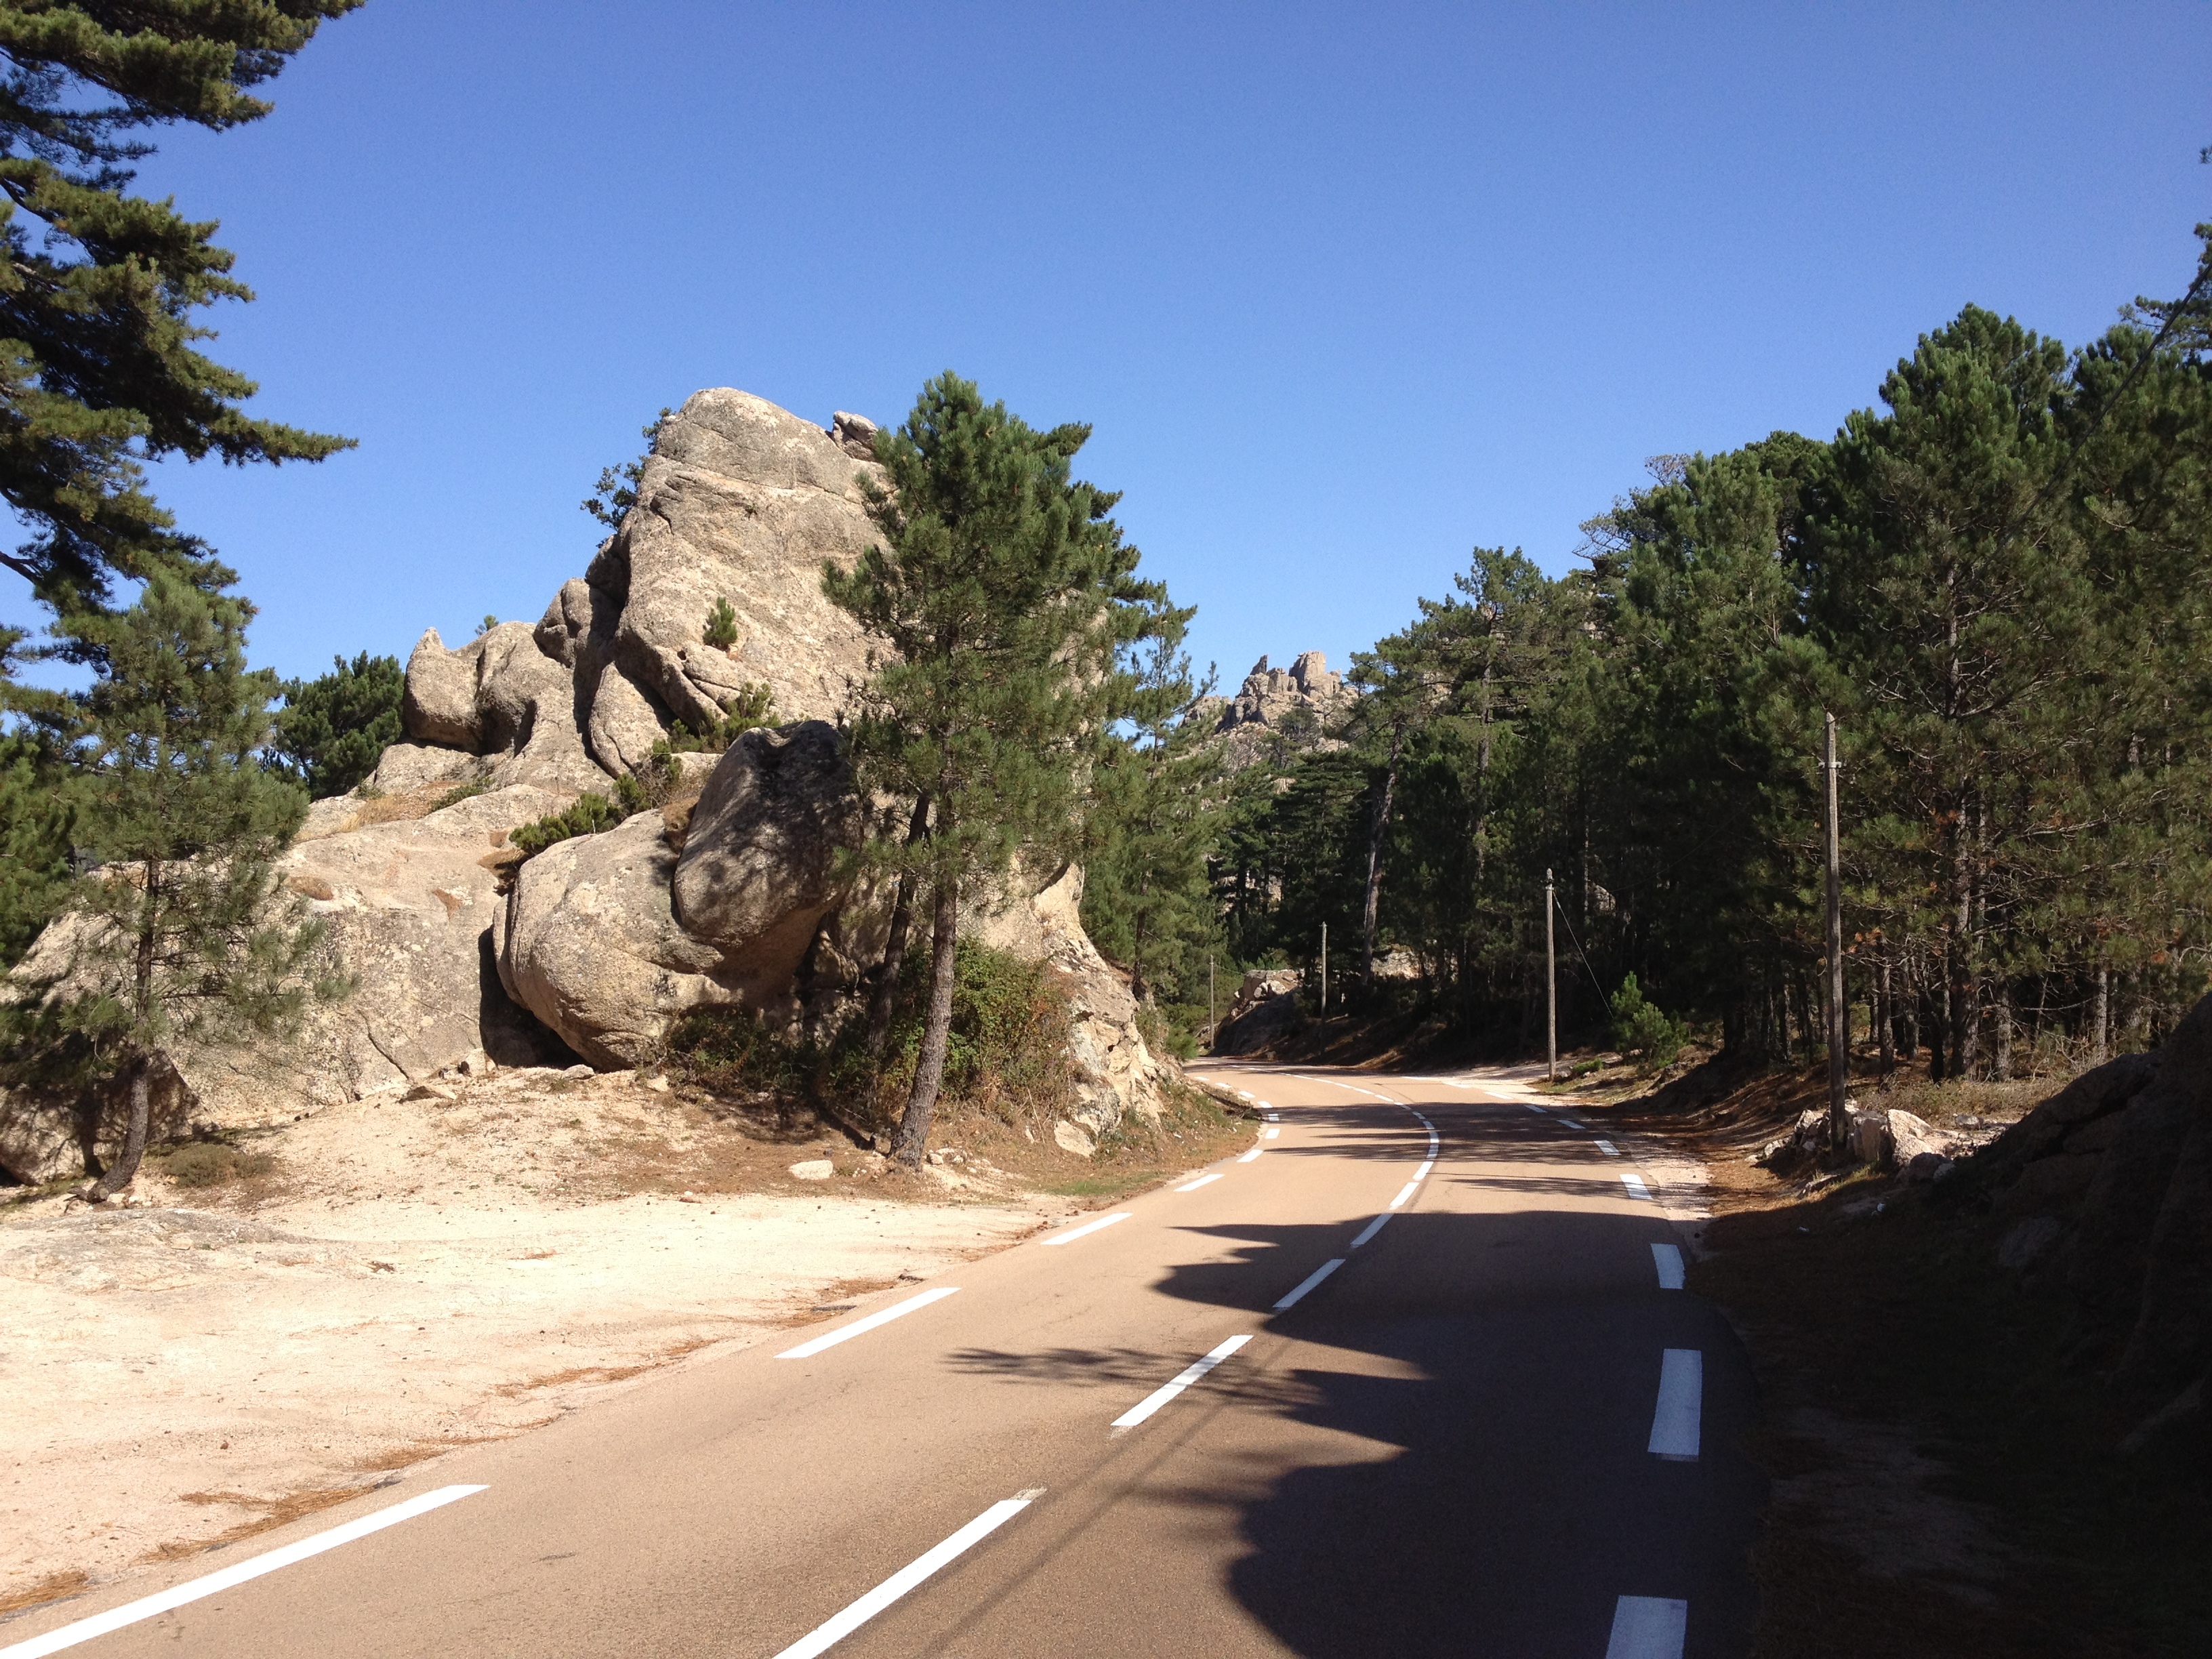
[1112,1335,1252,1428]
[1647,1349,1704,1459]
[1349,1212,1393,1249]
[1176,1172,1225,1193]
[1605,1595,1689,1659]
[1414,1160,1434,1179]
[1263,1126,1280,1139]
[1388,1181,1420,1210]
[1595,1139,1622,1157]
[1651,1242,1685,1289]
[1256,1101,1273,1110]
[1238,1147,1264,1164]
[779,1287,960,1359]
[1621,1172,1653,1200]
[1041,1212,1132,1248]
[1273,1257,1345,1310]
[1525,1103,1549,1113]
[0,1485,487,1659]
[770,1494,1037,1659]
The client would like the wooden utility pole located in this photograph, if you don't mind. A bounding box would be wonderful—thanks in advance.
[1825,714,1849,1151]
[1319,923,1328,1012]
[1545,867,1558,1083]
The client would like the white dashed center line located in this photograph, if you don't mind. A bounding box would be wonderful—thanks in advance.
[0,1486,488,1659]
[1262,1126,1280,1139]
[1272,1257,1345,1310]
[1595,1139,1622,1157]
[1650,1242,1685,1288]
[1605,1595,1689,1658]
[1112,1335,1252,1429]
[1238,1147,1264,1164]
[1387,1181,1420,1210]
[1040,1212,1131,1248]
[1647,1349,1704,1460]
[778,1287,960,1359]
[1176,1172,1224,1193]
[1621,1172,1653,1201]
[771,1493,1040,1659]
[1349,1212,1393,1249]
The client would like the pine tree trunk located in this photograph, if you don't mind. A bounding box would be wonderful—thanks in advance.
[864,794,931,1059]
[893,870,960,1167]
[84,1051,152,1203]
[2093,964,2110,1064]
[1877,955,1895,1076]
[1360,735,1401,989]
[1994,983,2013,1081]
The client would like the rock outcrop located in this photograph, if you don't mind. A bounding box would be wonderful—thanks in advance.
[1205,651,1356,771]
[1,389,1176,1181]
[1964,1002,2212,1394]
[1212,967,1303,1054]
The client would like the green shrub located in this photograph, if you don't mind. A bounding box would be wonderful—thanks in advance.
[510,775,653,859]
[665,941,1075,1130]
[1610,972,1687,1069]
[651,684,777,762]
[435,778,489,811]
[703,596,740,650]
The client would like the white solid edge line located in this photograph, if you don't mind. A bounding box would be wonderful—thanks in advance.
[1595,1139,1622,1156]
[1273,1257,1345,1310]
[1111,1334,1252,1428]
[1238,1147,1264,1163]
[1651,1242,1685,1289]
[1176,1172,1225,1193]
[0,1485,487,1659]
[1387,1181,1420,1210]
[1621,1172,1652,1200]
[1605,1595,1689,1659]
[778,1286,960,1359]
[1349,1211,1392,1249]
[1040,1211,1132,1248]
[1647,1349,1704,1459]
[770,1496,1034,1659]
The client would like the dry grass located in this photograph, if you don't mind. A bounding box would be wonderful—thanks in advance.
[0,1568,89,1617]
[141,1483,384,1564]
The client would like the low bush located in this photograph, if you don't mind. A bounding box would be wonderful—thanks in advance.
[665,941,1075,1132]
[652,683,777,762]
[1611,972,1687,1070]
[510,775,652,858]
[156,1142,275,1188]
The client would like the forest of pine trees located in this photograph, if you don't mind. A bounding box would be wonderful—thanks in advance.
[1198,228,2212,1079]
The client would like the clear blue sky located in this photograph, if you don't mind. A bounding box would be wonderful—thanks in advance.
[26,1,2211,691]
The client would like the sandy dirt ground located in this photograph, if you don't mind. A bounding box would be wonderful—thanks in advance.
[0,1063,1086,1612]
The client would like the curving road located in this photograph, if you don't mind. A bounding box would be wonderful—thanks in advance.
[3,1066,1760,1659]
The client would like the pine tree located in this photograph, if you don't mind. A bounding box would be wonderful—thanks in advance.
[268,650,404,797]
[1,575,341,1199]
[1080,630,1223,1046]
[0,3,359,612]
[0,724,73,966]
[823,373,1168,1164]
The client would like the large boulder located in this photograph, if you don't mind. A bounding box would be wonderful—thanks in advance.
[495,812,761,1068]
[1962,999,2212,1389]
[594,390,882,737]
[0,1051,199,1187]
[385,624,605,796]
[671,721,865,985]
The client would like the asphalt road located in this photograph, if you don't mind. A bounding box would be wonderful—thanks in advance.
[3,1065,1761,1659]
